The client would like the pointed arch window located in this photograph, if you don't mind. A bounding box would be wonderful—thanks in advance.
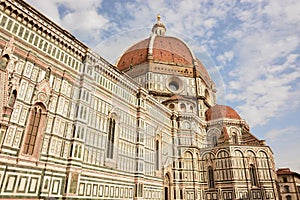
[23,105,45,156]
[106,118,116,159]
[250,164,258,186]
[208,166,215,188]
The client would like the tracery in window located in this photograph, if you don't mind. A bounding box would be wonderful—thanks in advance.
[22,104,46,157]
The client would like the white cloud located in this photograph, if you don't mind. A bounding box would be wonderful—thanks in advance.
[265,126,298,141]
[203,18,218,29]
[223,0,300,127]
[25,0,61,24]
[263,0,300,26]
[27,0,108,44]
[94,28,149,64]
[217,51,234,64]
[267,126,300,172]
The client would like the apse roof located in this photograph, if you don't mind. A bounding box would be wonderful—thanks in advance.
[205,104,241,121]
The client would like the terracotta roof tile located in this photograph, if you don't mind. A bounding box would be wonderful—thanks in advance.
[117,38,149,71]
[169,94,183,100]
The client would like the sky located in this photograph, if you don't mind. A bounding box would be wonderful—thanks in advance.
[26,0,300,172]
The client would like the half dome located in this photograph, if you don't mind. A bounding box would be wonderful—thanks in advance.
[205,105,241,121]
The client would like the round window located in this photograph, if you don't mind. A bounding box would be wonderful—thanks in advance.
[169,81,179,92]
[169,103,175,109]
[166,77,184,93]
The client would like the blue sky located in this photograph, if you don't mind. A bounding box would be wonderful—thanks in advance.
[27,0,300,172]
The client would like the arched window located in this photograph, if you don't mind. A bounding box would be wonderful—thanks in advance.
[207,129,221,148]
[8,89,17,107]
[106,118,116,159]
[250,164,258,186]
[184,152,193,170]
[208,166,215,188]
[286,195,292,200]
[212,135,218,146]
[232,133,237,144]
[284,186,290,193]
[156,140,160,170]
[180,103,186,112]
[0,54,9,67]
[164,174,171,200]
[23,106,44,155]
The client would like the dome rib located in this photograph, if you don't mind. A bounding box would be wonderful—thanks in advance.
[148,34,156,57]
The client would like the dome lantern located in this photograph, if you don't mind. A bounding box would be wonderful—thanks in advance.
[152,14,166,36]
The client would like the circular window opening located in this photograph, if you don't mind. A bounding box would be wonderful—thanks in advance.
[169,103,175,110]
[166,77,184,93]
[169,81,179,92]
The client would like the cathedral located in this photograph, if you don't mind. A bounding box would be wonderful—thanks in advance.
[0,0,279,199]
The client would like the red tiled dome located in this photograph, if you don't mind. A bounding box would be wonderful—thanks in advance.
[117,36,193,70]
[205,105,241,121]
[116,35,212,83]
[117,38,150,71]
[116,16,212,85]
